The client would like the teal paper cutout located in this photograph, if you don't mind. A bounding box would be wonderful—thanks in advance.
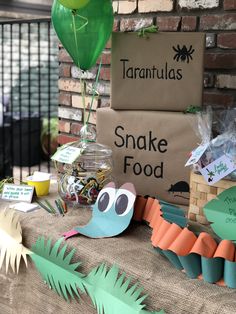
[178,254,202,279]
[201,257,223,284]
[204,186,236,241]
[224,260,236,288]
[30,236,165,314]
[162,250,183,270]
[63,182,136,239]
[30,237,85,301]
[159,200,187,228]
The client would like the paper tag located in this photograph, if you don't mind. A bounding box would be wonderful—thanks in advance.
[200,155,236,185]
[185,143,208,167]
[51,146,83,164]
[9,202,39,213]
[1,184,34,202]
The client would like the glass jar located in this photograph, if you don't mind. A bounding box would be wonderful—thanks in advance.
[58,125,113,207]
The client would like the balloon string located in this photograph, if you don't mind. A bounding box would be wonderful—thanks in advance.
[71,10,89,127]
[85,59,102,126]
[71,10,88,68]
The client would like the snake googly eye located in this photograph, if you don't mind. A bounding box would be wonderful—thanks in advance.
[97,187,116,213]
[114,188,136,216]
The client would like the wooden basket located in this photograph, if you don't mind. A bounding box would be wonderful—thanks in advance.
[188,171,236,225]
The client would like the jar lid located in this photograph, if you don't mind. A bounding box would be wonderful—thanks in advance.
[73,124,112,158]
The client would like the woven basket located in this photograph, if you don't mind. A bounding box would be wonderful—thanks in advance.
[188,171,236,225]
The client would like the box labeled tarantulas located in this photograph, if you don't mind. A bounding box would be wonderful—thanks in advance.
[111,32,205,111]
[97,108,198,205]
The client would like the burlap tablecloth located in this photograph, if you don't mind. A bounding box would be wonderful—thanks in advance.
[0,187,236,314]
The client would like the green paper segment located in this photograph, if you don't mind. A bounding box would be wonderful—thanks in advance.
[162,250,183,270]
[201,257,223,284]
[224,260,236,288]
[178,253,201,279]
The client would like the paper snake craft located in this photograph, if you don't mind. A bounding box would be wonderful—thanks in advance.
[63,182,136,239]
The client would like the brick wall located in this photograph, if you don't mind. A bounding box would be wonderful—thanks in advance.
[58,0,236,145]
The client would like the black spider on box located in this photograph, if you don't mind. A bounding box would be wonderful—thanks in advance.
[172,45,195,63]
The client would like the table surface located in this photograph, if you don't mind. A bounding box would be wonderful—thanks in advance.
[0,184,236,314]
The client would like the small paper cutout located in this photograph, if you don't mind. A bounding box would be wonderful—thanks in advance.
[9,202,39,213]
[1,184,34,203]
[200,155,236,185]
[185,143,209,167]
[51,145,83,164]
[0,210,30,273]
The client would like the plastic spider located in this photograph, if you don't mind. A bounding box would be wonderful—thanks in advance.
[172,45,195,63]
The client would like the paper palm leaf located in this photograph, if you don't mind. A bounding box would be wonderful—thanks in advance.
[204,186,236,241]
[84,264,164,314]
[30,237,85,301]
[0,210,30,273]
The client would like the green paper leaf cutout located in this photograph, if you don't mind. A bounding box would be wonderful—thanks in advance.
[84,264,164,314]
[0,210,30,273]
[30,237,85,301]
[204,186,236,241]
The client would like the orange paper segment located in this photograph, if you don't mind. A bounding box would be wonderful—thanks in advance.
[157,223,183,250]
[190,232,217,258]
[151,219,171,247]
[143,198,155,222]
[168,228,197,256]
[133,196,147,221]
[214,240,235,261]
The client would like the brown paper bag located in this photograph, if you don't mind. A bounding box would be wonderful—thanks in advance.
[97,108,199,205]
[111,32,205,111]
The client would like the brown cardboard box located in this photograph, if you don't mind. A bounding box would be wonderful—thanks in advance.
[111,32,205,111]
[97,108,199,205]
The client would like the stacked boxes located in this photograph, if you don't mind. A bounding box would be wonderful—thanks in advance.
[97,32,205,206]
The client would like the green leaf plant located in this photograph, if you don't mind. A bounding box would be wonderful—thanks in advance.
[30,237,164,314]
[0,209,164,313]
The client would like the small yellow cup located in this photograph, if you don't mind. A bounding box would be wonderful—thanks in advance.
[27,176,50,196]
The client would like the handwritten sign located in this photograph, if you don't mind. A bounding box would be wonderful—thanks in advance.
[51,146,83,164]
[200,155,236,185]
[204,187,236,241]
[1,184,34,202]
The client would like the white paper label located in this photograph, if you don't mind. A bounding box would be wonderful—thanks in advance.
[200,155,236,185]
[51,146,83,164]
[185,143,209,167]
[1,184,34,202]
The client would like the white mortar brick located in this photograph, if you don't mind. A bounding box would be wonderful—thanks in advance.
[178,0,219,9]
[118,0,137,14]
[216,75,236,89]
[139,0,173,12]
[113,1,119,13]
[58,107,82,121]
[72,95,98,110]
[58,78,83,93]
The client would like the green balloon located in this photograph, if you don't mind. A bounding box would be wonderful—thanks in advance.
[58,0,90,10]
[52,0,114,71]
